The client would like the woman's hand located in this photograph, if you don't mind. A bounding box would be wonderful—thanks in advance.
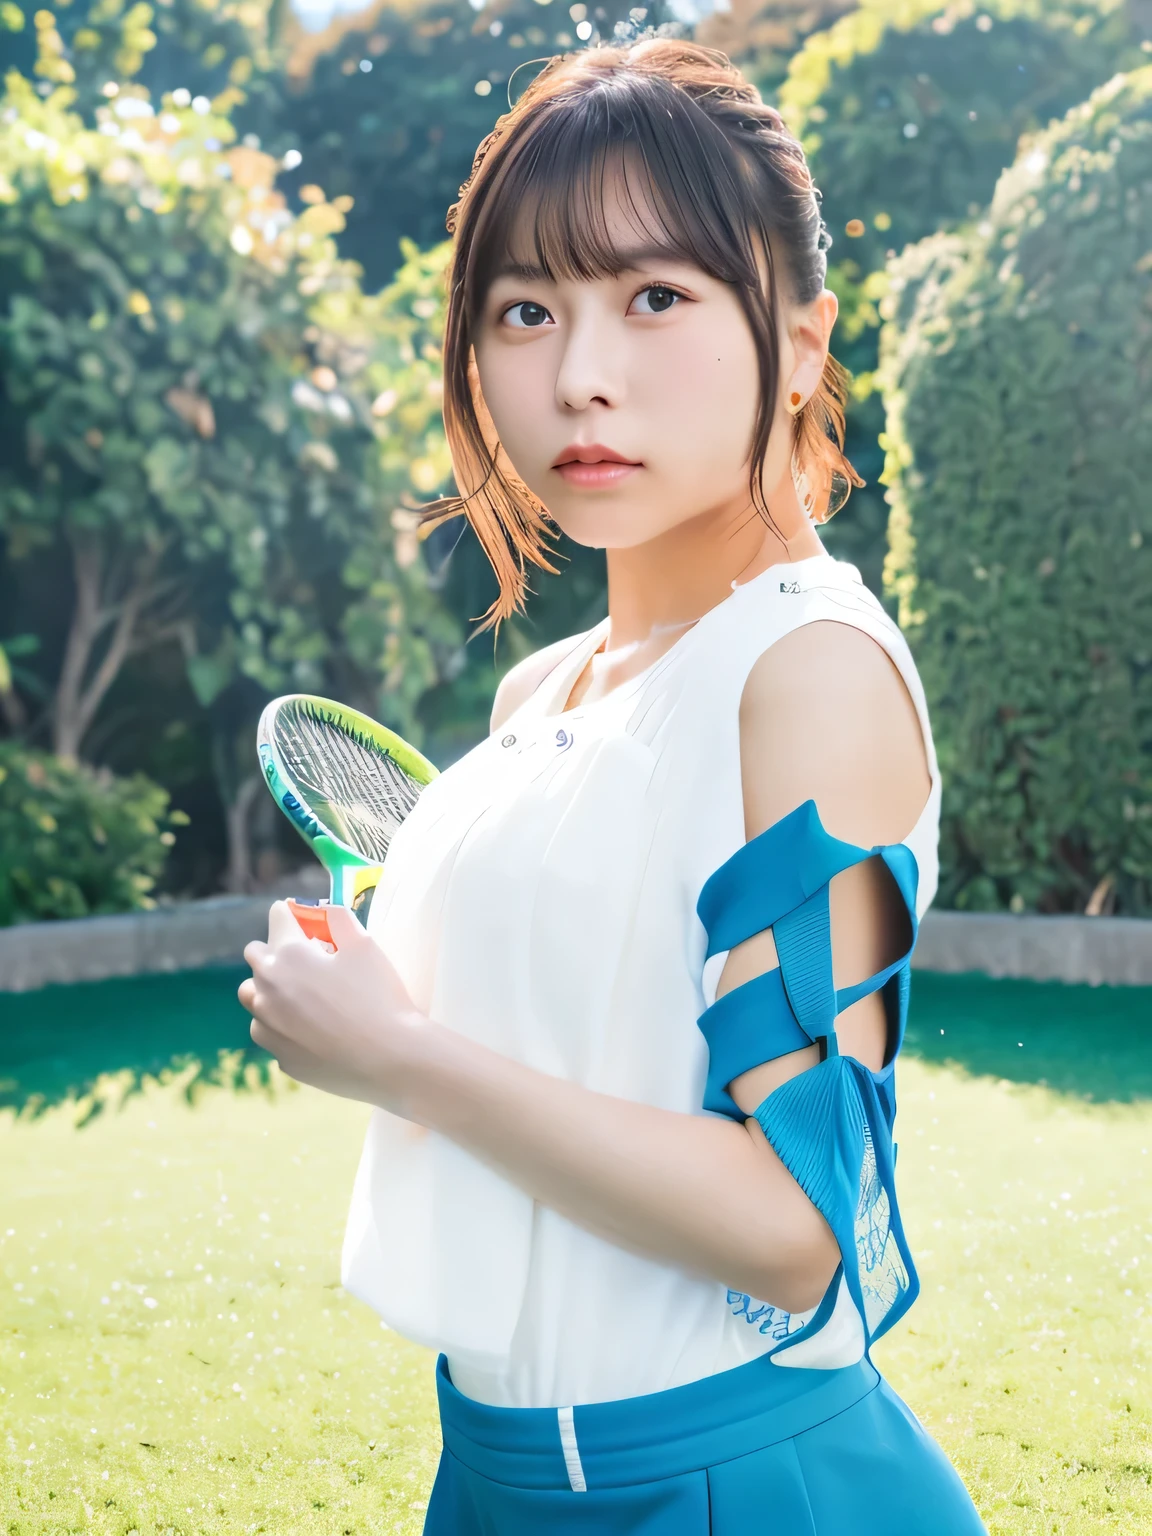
[238,901,428,1112]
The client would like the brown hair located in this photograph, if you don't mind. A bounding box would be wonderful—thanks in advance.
[422,37,862,628]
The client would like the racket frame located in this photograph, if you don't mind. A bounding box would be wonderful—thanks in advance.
[256,693,438,908]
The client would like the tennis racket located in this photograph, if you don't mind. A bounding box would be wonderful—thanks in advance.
[256,694,438,938]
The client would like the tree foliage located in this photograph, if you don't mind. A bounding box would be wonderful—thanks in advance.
[0,65,457,742]
[0,0,282,119]
[0,48,462,890]
[262,0,682,290]
[697,0,855,99]
[880,67,1152,915]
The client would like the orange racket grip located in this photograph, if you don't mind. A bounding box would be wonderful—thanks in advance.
[285,899,337,952]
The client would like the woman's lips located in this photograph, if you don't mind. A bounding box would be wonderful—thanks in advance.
[554,460,641,489]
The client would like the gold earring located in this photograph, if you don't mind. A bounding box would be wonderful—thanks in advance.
[786,390,805,415]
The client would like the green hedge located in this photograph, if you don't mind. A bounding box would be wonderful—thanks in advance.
[0,744,185,925]
[880,68,1152,915]
[776,0,1141,592]
[780,0,1139,284]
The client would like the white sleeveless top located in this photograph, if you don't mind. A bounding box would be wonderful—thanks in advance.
[341,551,941,1409]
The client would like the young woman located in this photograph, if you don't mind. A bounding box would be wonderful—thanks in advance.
[241,39,988,1534]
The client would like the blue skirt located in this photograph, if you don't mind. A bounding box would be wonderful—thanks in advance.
[424,1351,987,1534]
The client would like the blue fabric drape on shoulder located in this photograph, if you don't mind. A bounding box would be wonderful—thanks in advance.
[695,800,921,1355]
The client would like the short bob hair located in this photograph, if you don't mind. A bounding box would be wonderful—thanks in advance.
[422,38,861,628]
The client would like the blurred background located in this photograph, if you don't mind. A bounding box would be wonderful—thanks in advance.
[0,0,1150,919]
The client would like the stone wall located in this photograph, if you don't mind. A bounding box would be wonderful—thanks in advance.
[1,898,1149,993]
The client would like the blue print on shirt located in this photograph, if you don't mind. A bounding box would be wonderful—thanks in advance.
[726,1292,799,1340]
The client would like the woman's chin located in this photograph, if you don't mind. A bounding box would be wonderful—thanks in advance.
[542,468,757,552]
[546,497,676,553]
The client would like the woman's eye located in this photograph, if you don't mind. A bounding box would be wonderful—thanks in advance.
[502,301,553,330]
[631,285,681,315]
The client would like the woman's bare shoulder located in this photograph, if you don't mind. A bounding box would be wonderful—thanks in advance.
[738,618,931,849]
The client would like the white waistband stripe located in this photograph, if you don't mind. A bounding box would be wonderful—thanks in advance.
[556,1406,587,1492]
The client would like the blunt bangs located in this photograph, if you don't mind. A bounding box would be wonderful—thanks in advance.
[467,76,772,315]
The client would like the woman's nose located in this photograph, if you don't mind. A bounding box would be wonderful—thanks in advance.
[554,313,624,413]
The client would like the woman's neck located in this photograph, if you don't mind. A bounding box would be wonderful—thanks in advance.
[563,506,825,711]
[602,511,824,660]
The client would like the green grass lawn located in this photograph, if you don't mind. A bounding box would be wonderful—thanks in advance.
[1,968,1149,1534]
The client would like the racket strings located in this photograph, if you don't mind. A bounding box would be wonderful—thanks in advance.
[275,707,422,861]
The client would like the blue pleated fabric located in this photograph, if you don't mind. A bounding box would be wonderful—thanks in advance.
[424,1350,987,1534]
[695,798,922,1354]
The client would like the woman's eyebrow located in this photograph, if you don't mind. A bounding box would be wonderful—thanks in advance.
[490,243,690,284]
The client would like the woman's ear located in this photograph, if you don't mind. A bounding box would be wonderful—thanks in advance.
[785,289,839,404]
[817,287,839,337]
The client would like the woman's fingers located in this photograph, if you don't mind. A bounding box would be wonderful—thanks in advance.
[247,1018,327,1091]
[244,938,269,970]
[325,903,369,946]
[249,1016,278,1054]
[238,976,258,1015]
[268,899,311,949]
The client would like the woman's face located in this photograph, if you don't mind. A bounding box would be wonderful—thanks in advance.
[472,169,833,551]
